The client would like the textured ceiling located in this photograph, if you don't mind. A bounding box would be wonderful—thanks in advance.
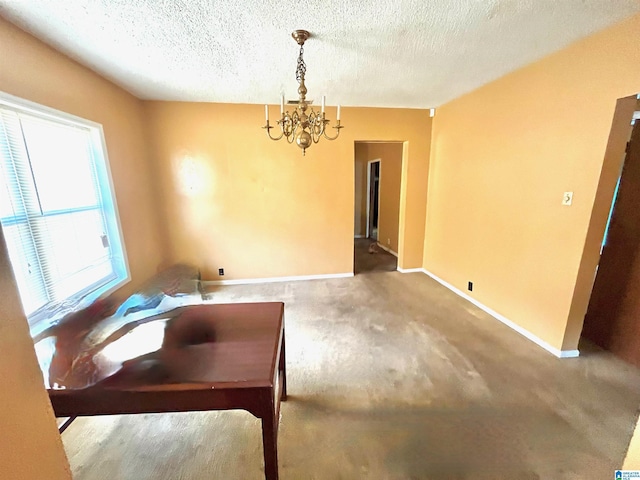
[1,0,639,108]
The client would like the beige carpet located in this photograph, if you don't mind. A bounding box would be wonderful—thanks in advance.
[60,271,640,479]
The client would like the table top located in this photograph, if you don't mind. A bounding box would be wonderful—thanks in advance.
[41,302,284,392]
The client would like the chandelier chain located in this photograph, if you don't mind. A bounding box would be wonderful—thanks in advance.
[295,45,306,84]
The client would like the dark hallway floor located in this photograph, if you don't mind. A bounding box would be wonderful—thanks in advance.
[353,237,397,274]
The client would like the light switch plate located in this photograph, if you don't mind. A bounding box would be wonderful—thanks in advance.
[562,192,573,206]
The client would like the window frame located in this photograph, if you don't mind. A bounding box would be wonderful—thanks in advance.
[0,91,130,337]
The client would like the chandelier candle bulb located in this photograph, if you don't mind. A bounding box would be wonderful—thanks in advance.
[280,95,284,115]
[265,104,269,122]
[321,96,325,113]
[337,105,341,121]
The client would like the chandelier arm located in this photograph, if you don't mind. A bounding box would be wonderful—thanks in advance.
[311,122,324,142]
[322,123,343,141]
[263,122,285,141]
[309,111,325,138]
[285,121,299,144]
[281,115,294,139]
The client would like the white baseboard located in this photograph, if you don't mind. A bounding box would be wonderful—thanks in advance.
[397,267,423,273]
[421,269,580,359]
[203,272,354,286]
[376,243,398,257]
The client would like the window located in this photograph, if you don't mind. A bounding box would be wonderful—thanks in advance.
[0,93,128,335]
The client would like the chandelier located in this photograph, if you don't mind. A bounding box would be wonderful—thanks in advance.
[262,30,343,155]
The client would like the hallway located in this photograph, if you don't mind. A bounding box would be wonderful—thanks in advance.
[353,238,397,274]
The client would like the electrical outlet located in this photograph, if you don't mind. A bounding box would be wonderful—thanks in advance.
[468,281,473,292]
[387,238,391,245]
[218,268,224,276]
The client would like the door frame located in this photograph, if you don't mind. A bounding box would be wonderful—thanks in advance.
[572,95,638,351]
[366,159,381,239]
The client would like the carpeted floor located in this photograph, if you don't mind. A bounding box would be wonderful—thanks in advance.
[60,271,640,479]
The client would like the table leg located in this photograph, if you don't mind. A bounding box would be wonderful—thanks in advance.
[58,416,77,433]
[261,396,279,480]
[280,330,287,401]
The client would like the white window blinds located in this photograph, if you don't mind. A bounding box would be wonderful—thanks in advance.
[0,95,128,328]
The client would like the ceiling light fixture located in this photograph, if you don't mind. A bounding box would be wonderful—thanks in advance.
[262,30,343,156]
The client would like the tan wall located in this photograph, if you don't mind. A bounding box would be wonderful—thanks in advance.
[0,17,166,477]
[0,227,71,479]
[374,143,403,253]
[354,144,368,237]
[424,14,640,351]
[354,143,403,251]
[144,103,431,278]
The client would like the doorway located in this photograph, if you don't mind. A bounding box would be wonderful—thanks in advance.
[353,142,403,274]
[581,96,640,367]
[366,159,380,241]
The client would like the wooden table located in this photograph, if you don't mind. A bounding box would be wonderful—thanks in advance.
[49,302,287,480]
